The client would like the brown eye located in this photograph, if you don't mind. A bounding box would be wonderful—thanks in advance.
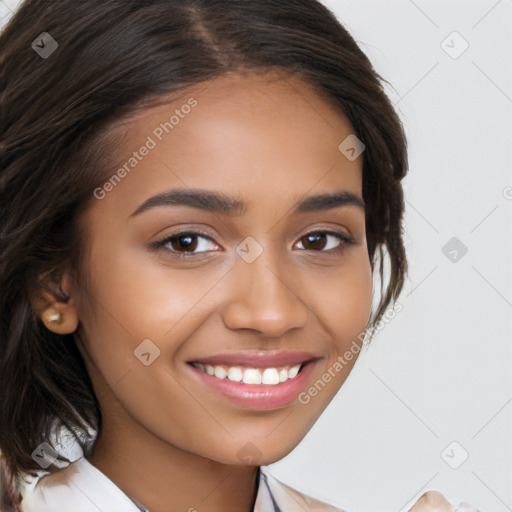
[151,231,219,257]
[295,231,355,253]
[301,232,328,250]
[169,234,198,252]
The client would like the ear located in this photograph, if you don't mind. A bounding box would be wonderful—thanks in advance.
[30,271,79,335]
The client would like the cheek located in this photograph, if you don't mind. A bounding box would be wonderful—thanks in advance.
[74,244,232,408]
[78,243,219,340]
[251,253,372,450]
[308,250,373,343]
[298,251,373,399]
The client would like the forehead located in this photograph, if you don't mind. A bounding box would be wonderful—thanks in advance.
[90,70,363,219]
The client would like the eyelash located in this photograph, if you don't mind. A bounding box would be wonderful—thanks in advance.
[149,229,356,259]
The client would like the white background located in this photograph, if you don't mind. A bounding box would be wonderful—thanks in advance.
[1,1,511,511]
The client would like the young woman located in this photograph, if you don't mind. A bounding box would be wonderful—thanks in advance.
[0,1,478,511]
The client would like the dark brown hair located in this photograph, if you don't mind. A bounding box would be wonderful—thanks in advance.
[0,0,408,503]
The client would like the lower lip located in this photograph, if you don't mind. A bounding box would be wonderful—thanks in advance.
[188,362,316,410]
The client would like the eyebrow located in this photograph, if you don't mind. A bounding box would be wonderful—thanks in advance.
[129,188,365,218]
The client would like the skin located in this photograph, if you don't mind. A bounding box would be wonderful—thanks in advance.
[35,71,458,512]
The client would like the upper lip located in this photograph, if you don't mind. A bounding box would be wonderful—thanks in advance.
[188,351,320,367]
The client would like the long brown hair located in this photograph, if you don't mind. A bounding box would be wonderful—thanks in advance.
[0,0,408,503]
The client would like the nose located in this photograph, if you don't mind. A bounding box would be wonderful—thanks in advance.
[221,253,309,337]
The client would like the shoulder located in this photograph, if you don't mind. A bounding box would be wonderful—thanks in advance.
[257,466,346,512]
[20,457,140,512]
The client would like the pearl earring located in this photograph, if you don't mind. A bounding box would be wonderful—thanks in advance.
[47,312,62,324]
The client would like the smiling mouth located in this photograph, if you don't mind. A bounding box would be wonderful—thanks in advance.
[190,362,304,385]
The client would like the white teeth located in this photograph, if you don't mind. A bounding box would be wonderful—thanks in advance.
[288,364,301,379]
[214,366,227,379]
[261,368,280,385]
[227,366,243,382]
[193,362,304,385]
[243,368,262,385]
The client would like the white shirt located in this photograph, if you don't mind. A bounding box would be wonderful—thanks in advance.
[20,457,344,511]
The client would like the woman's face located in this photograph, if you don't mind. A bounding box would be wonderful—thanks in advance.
[72,71,373,466]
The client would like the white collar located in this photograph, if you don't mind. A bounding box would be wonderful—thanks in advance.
[21,456,343,511]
